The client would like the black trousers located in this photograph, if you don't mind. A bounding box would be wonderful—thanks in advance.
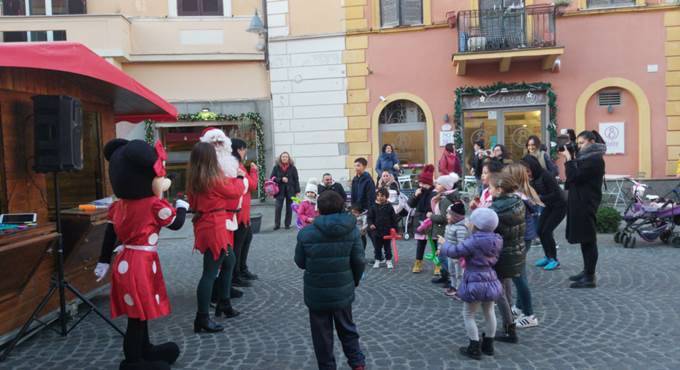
[581,241,599,275]
[275,196,293,228]
[309,306,365,370]
[360,234,367,251]
[232,224,253,279]
[416,239,427,260]
[538,206,566,260]
[372,235,392,261]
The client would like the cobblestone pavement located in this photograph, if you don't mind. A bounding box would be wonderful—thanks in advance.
[3,205,680,370]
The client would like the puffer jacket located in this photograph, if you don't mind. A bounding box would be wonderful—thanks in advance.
[489,194,526,279]
[429,190,460,239]
[294,212,366,311]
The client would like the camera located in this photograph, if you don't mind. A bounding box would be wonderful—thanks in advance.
[556,128,576,156]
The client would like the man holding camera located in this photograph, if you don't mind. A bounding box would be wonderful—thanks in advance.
[558,130,606,289]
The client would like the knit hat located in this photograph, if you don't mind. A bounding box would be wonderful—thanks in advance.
[469,208,499,232]
[305,178,319,195]
[436,173,460,191]
[447,200,465,216]
[418,164,435,186]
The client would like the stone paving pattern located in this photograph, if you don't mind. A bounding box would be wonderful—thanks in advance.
[3,205,680,370]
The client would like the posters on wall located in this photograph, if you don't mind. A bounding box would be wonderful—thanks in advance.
[599,122,625,154]
[439,131,454,147]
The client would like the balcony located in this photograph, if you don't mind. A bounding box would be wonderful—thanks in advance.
[452,5,564,76]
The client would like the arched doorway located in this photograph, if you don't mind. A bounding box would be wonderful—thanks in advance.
[378,99,427,165]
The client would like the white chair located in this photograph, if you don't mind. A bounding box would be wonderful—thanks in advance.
[603,174,630,209]
[398,175,412,190]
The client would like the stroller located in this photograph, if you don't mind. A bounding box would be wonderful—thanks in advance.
[614,179,680,248]
[398,188,416,240]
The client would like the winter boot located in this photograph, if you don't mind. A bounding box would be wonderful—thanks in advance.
[568,270,586,281]
[412,260,423,273]
[143,342,180,364]
[431,270,449,285]
[230,288,243,298]
[241,269,259,280]
[215,300,240,319]
[495,323,518,343]
[570,274,596,288]
[481,333,494,356]
[459,340,482,360]
[232,276,252,287]
[193,312,224,333]
[433,264,442,276]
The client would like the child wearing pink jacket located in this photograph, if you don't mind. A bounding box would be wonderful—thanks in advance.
[298,179,320,228]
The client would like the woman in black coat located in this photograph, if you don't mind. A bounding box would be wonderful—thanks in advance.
[522,155,566,270]
[559,130,606,288]
[270,152,300,230]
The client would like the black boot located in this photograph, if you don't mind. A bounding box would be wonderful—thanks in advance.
[569,270,586,282]
[459,340,482,360]
[119,360,169,370]
[431,271,450,285]
[230,288,243,298]
[215,300,240,319]
[570,274,596,288]
[481,333,494,356]
[241,270,259,280]
[495,323,518,343]
[143,342,180,364]
[232,276,252,287]
[193,312,224,333]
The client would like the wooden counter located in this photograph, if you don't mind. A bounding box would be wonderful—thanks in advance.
[0,208,110,344]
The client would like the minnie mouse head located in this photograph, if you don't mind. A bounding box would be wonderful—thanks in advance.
[104,139,171,200]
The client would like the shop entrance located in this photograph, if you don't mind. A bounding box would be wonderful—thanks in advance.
[378,100,427,166]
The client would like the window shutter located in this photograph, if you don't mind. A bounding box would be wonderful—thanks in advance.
[381,0,399,28]
[178,0,200,15]
[400,0,423,26]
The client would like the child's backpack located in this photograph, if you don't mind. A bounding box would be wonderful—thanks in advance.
[264,177,279,197]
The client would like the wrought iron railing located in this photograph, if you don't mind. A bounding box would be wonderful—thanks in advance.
[456,5,556,53]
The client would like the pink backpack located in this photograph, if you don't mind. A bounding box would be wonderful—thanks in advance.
[264,177,279,197]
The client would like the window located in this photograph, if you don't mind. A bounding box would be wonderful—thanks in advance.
[380,0,423,28]
[1,0,85,15]
[1,30,66,43]
[379,100,427,165]
[586,0,635,8]
[177,0,223,16]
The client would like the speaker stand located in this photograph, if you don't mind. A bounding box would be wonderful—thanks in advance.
[0,172,123,362]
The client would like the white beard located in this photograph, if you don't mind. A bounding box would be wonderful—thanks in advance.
[215,146,239,178]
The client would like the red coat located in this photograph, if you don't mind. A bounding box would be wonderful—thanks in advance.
[188,177,245,259]
[108,197,176,321]
[237,163,259,225]
[438,151,461,176]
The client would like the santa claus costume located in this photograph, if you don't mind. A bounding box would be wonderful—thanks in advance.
[95,140,188,370]
[190,128,248,331]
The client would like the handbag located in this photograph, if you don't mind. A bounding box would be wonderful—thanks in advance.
[264,177,279,197]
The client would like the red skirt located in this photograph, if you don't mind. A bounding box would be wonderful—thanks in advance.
[110,246,170,321]
[193,213,233,259]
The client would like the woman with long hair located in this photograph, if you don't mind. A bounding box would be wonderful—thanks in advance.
[525,136,558,177]
[187,142,245,333]
[503,163,543,329]
[377,170,400,193]
[270,152,300,230]
[491,144,513,166]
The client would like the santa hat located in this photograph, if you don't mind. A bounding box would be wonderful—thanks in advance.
[436,173,460,191]
[418,164,435,186]
[305,178,319,195]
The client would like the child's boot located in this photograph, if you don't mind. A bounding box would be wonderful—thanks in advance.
[412,260,423,273]
[495,323,518,343]
[481,333,494,356]
[459,339,482,360]
[433,264,442,276]
[431,270,449,284]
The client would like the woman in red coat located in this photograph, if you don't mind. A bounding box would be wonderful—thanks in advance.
[187,142,245,333]
[439,143,462,176]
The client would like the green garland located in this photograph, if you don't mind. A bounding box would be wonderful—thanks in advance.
[146,112,267,201]
[144,120,155,145]
[454,82,558,159]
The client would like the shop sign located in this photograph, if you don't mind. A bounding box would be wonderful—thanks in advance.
[462,91,547,109]
[599,122,625,154]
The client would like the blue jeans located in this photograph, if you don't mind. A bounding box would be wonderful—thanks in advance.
[512,241,534,316]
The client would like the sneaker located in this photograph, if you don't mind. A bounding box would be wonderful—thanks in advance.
[544,259,560,271]
[511,306,523,318]
[372,260,381,269]
[444,287,460,299]
[386,260,394,269]
[535,257,550,267]
[515,314,539,329]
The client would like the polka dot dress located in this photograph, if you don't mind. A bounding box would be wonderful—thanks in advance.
[107,197,176,321]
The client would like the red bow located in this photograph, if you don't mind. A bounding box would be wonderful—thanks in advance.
[153,141,167,177]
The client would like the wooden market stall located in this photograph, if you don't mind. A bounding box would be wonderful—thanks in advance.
[0,42,177,345]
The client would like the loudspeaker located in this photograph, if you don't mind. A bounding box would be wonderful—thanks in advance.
[32,95,83,173]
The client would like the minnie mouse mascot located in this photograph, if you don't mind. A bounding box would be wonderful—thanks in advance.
[94,139,188,370]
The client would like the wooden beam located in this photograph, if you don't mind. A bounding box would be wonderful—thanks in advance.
[456,61,467,76]
[499,57,512,72]
[542,54,559,71]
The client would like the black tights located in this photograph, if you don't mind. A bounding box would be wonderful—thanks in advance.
[124,318,151,362]
[581,241,599,275]
[416,239,427,261]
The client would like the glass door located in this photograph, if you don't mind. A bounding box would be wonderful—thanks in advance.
[463,110,498,173]
[503,110,542,162]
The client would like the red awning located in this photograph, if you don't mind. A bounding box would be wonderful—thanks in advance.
[0,42,177,122]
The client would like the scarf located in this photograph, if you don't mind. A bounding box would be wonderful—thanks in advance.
[279,163,290,173]
[576,143,607,160]
[531,150,547,171]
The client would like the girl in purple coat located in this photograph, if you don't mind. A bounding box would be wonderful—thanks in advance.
[438,207,503,360]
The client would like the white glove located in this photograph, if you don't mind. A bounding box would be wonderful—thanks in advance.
[175,199,189,210]
[94,262,110,282]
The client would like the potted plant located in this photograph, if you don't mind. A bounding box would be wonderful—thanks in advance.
[554,0,571,15]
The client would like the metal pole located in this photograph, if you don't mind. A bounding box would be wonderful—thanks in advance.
[53,172,68,336]
[262,0,269,70]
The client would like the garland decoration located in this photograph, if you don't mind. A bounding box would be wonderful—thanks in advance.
[454,82,558,159]
[144,120,155,145]
[147,112,267,201]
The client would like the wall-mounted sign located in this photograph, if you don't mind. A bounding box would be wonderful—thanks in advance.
[599,122,625,154]
[440,131,454,147]
[462,91,548,109]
